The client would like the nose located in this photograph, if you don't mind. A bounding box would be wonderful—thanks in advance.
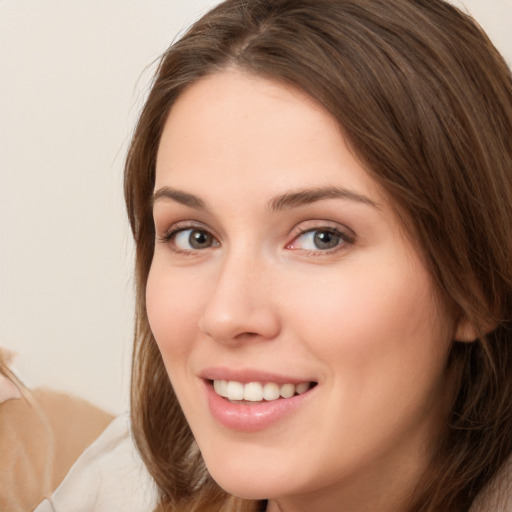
[198,251,281,345]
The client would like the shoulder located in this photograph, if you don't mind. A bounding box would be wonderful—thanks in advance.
[33,388,114,483]
[0,388,112,511]
[34,414,158,512]
[470,456,512,512]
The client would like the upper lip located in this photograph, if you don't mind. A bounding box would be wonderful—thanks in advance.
[199,367,317,385]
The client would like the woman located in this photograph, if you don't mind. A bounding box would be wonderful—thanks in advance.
[124,0,512,510]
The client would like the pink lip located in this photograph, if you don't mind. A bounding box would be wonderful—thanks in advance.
[200,368,317,432]
[199,367,315,385]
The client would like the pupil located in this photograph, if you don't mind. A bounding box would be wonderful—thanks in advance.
[314,231,338,249]
[190,230,210,248]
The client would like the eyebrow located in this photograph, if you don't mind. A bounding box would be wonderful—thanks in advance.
[152,187,205,209]
[268,186,379,211]
[151,185,378,211]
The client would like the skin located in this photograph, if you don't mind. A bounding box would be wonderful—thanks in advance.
[146,70,461,512]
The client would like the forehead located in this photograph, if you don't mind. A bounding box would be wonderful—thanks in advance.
[155,70,385,205]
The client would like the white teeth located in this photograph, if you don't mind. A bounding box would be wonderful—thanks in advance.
[296,382,309,395]
[279,383,295,398]
[226,380,244,400]
[244,382,263,401]
[213,380,311,402]
[213,379,228,397]
[263,382,280,401]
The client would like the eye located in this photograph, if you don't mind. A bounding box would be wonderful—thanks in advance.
[287,227,352,252]
[168,228,219,252]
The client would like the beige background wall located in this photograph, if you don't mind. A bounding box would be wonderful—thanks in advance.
[1,0,511,414]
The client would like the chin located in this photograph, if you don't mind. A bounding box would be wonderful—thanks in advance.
[202,454,292,501]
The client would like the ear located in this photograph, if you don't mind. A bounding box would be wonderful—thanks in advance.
[454,316,498,343]
[454,318,478,343]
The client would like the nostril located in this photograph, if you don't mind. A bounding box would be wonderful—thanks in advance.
[234,331,259,340]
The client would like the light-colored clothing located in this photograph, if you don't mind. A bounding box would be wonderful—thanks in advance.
[469,455,512,512]
[34,414,157,512]
[0,382,112,510]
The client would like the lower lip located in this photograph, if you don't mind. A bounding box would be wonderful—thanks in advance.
[204,381,315,432]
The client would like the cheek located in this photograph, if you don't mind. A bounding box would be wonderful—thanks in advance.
[283,266,453,461]
[284,261,452,379]
[145,263,204,361]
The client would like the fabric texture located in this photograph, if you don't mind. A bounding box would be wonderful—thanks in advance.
[469,456,512,512]
[34,414,157,512]
[0,387,112,511]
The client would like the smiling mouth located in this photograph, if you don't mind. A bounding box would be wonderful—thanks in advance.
[211,380,317,403]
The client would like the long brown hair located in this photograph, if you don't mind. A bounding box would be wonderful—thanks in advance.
[124,1,512,510]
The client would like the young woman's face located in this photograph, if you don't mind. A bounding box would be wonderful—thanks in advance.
[147,71,457,510]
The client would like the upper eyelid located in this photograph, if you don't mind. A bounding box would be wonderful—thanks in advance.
[155,222,215,246]
[289,220,355,239]
[156,219,356,246]
[289,227,353,246]
[157,220,212,235]
[158,226,220,254]
[285,221,357,253]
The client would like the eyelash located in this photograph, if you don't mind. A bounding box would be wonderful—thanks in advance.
[287,226,355,255]
[157,223,355,256]
[157,222,217,254]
